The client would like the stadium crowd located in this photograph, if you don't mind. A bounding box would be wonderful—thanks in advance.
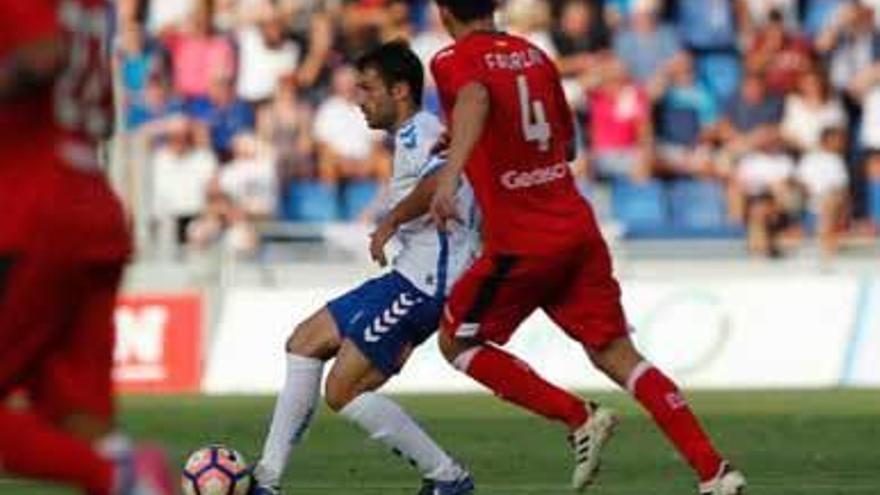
[116,0,880,259]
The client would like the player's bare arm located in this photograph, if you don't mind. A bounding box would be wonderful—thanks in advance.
[430,82,489,231]
[371,172,441,267]
[0,38,62,101]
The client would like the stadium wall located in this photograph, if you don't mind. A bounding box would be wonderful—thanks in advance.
[187,274,880,394]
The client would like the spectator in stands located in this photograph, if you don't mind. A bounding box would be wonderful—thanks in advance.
[284,0,334,94]
[604,0,637,29]
[187,185,260,256]
[675,0,747,103]
[675,0,743,52]
[613,0,684,85]
[863,0,880,29]
[731,134,796,257]
[145,0,197,35]
[220,132,279,221]
[313,65,389,183]
[236,3,301,105]
[587,58,654,181]
[743,0,798,31]
[803,0,850,39]
[188,72,256,161]
[126,74,184,130]
[151,116,219,248]
[381,0,413,41]
[550,0,611,111]
[334,1,384,63]
[797,127,850,261]
[163,1,236,100]
[852,60,880,149]
[652,55,719,177]
[116,22,169,104]
[507,0,556,56]
[781,70,847,152]
[410,3,451,113]
[717,72,784,158]
[258,77,316,183]
[817,2,880,96]
[410,3,451,70]
[745,8,814,95]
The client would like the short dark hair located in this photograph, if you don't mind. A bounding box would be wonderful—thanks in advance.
[434,0,496,22]
[356,40,424,106]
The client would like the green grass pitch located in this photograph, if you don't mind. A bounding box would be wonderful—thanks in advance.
[2,390,878,494]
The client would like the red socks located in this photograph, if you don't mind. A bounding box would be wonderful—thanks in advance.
[457,345,589,429]
[628,363,723,481]
[0,408,114,495]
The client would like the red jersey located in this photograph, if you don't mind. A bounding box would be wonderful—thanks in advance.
[54,0,115,170]
[0,0,113,170]
[0,0,58,165]
[431,31,599,255]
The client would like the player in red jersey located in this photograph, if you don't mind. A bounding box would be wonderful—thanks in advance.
[428,1,746,494]
[0,1,173,493]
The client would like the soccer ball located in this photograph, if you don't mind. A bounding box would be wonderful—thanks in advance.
[181,444,252,495]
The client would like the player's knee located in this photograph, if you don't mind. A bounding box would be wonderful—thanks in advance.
[589,337,644,383]
[323,377,357,413]
[286,321,339,359]
[437,330,461,363]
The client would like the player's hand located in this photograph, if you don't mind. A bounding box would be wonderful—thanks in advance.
[369,218,397,267]
[430,171,461,232]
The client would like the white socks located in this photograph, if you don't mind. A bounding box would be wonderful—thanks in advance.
[340,392,463,482]
[255,355,462,487]
[255,354,324,487]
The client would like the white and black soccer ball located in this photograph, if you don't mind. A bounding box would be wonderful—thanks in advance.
[181,444,252,495]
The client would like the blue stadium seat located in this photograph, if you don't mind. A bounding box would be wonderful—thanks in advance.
[668,180,745,238]
[284,181,339,223]
[611,179,669,235]
[341,180,381,220]
[669,180,726,228]
[695,53,741,105]
[869,180,880,224]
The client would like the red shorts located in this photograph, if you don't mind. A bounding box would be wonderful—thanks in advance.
[442,238,627,350]
[0,164,129,421]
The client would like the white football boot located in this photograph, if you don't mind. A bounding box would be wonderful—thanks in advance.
[569,404,619,491]
[699,462,746,495]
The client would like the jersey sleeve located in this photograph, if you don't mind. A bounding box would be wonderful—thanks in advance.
[430,47,485,109]
[414,114,446,178]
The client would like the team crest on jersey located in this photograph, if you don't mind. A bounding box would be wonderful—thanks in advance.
[399,125,418,149]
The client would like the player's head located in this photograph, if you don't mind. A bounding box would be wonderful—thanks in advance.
[434,0,497,37]
[355,40,424,131]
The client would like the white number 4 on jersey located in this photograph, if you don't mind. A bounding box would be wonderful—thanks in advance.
[517,75,551,152]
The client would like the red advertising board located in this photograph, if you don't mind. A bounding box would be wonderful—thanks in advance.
[114,293,202,393]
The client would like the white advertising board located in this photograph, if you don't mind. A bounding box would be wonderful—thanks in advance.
[205,275,870,394]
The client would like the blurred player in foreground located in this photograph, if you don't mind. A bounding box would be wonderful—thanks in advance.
[251,41,477,495]
[0,1,173,493]
[427,1,746,494]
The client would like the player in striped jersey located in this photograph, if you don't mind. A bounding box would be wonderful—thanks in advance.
[251,41,477,495]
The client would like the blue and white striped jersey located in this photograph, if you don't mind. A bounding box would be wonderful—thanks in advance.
[386,111,478,297]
